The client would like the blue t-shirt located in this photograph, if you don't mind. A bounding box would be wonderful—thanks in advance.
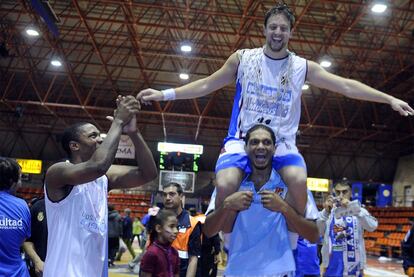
[0,190,31,277]
[293,236,320,277]
[226,170,295,276]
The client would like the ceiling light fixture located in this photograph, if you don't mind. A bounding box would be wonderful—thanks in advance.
[302,84,309,90]
[180,44,192,53]
[320,60,332,68]
[179,73,189,80]
[371,3,387,13]
[25,28,40,37]
[51,59,62,67]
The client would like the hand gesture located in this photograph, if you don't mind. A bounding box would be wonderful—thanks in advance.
[259,190,286,212]
[136,88,164,104]
[113,95,140,125]
[223,191,253,211]
[34,260,44,276]
[390,98,414,116]
[323,195,335,213]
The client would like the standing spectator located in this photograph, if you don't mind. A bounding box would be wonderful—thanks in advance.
[163,182,202,277]
[24,198,48,277]
[0,157,30,277]
[108,204,123,267]
[318,180,378,277]
[133,216,145,247]
[140,209,180,277]
[128,206,160,273]
[119,208,136,259]
[402,222,414,277]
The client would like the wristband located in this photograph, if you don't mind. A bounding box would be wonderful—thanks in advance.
[161,88,176,101]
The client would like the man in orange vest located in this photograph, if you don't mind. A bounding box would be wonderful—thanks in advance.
[163,182,201,277]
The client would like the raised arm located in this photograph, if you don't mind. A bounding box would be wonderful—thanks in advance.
[45,96,139,188]
[137,52,240,102]
[307,60,414,116]
[107,124,158,190]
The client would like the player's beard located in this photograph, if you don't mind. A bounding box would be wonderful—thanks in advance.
[267,39,286,53]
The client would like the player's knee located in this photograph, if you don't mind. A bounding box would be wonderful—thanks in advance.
[285,173,307,189]
[216,177,239,198]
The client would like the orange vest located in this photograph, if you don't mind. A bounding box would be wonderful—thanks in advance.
[172,215,199,259]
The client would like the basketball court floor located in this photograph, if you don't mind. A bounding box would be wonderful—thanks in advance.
[108,242,407,277]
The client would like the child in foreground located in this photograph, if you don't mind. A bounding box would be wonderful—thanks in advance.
[140,209,180,277]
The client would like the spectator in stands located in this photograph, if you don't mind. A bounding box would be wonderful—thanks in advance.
[163,182,202,277]
[133,216,145,247]
[24,197,48,277]
[108,204,123,267]
[0,157,30,277]
[318,180,378,276]
[43,95,158,277]
[402,221,414,277]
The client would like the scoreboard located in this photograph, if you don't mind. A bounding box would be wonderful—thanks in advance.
[159,152,200,172]
[157,142,203,172]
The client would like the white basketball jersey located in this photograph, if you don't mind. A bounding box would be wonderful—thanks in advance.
[44,175,108,277]
[227,47,307,144]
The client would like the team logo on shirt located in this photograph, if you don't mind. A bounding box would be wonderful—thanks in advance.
[80,211,106,234]
[0,215,23,230]
[37,212,44,222]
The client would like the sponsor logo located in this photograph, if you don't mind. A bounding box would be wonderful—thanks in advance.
[0,215,24,230]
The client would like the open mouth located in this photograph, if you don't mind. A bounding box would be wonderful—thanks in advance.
[255,154,267,162]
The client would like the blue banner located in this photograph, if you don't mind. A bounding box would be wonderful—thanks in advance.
[376,184,392,207]
[352,182,363,203]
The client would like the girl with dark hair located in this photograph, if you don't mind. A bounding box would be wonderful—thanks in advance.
[140,209,180,277]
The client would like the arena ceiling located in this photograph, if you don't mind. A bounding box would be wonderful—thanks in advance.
[0,0,413,182]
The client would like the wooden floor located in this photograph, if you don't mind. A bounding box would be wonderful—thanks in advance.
[109,242,408,277]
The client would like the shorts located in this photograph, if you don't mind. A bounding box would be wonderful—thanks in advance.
[215,139,307,174]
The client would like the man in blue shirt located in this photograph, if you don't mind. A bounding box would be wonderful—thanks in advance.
[0,157,31,277]
[204,125,319,276]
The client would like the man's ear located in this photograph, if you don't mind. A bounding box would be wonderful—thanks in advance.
[69,141,80,152]
[289,27,294,38]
